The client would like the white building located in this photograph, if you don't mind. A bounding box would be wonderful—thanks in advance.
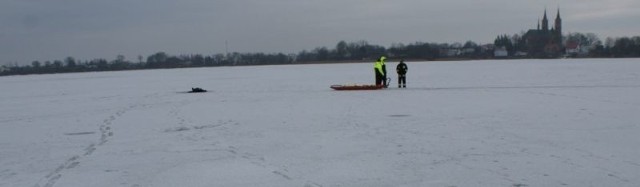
[494,46,508,57]
[0,65,8,72]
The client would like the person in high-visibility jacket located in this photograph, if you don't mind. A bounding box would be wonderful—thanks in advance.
[374,56,387,86]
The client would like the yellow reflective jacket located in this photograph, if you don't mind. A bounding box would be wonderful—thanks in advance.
[374,60,384,75]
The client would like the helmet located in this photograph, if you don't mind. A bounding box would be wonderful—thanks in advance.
[380,56,386,61]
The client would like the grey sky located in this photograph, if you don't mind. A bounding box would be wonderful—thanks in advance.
[1,0,639,64]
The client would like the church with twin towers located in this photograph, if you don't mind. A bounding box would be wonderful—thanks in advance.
[523,8,564,58]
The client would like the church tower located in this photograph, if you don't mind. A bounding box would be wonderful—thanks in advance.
[554,8,563,48]
[555,8,562,35]
[542,9,549,31]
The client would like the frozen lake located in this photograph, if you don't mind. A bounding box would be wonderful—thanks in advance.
[1,59,640,187]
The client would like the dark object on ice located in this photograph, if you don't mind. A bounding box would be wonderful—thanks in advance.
[188,87,207,93]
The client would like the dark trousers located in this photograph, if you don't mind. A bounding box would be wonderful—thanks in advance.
[382,65,387,86]
[375,70,383,85]
[398,74,406,87]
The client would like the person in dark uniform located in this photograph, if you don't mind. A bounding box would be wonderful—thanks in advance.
[396,59,408,88]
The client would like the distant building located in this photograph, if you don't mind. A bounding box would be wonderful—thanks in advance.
[565,41,591,57]
[523,8,563,58]
[565,41,580,56]
[461,48,476,55]
[494,46,508,57]
[515,51,528,57]
[481,44,495,54]
[440,48,461,57]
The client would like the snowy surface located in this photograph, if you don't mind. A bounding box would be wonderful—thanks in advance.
[1,59,640,187]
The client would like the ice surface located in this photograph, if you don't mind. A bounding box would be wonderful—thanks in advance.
[1,59,640,187]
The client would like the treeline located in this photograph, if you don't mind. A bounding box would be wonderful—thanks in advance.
[2,36,639,76]
[598,36,640,57]
[0,40,489,76]
[1,52,296,76]
[299,40,496,62]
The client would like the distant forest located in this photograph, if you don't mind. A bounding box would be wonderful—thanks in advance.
[2,33,639,76]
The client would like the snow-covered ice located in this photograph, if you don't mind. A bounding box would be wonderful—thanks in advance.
[1,59,640,187]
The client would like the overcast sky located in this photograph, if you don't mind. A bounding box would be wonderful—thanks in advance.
[1,0,639,64]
